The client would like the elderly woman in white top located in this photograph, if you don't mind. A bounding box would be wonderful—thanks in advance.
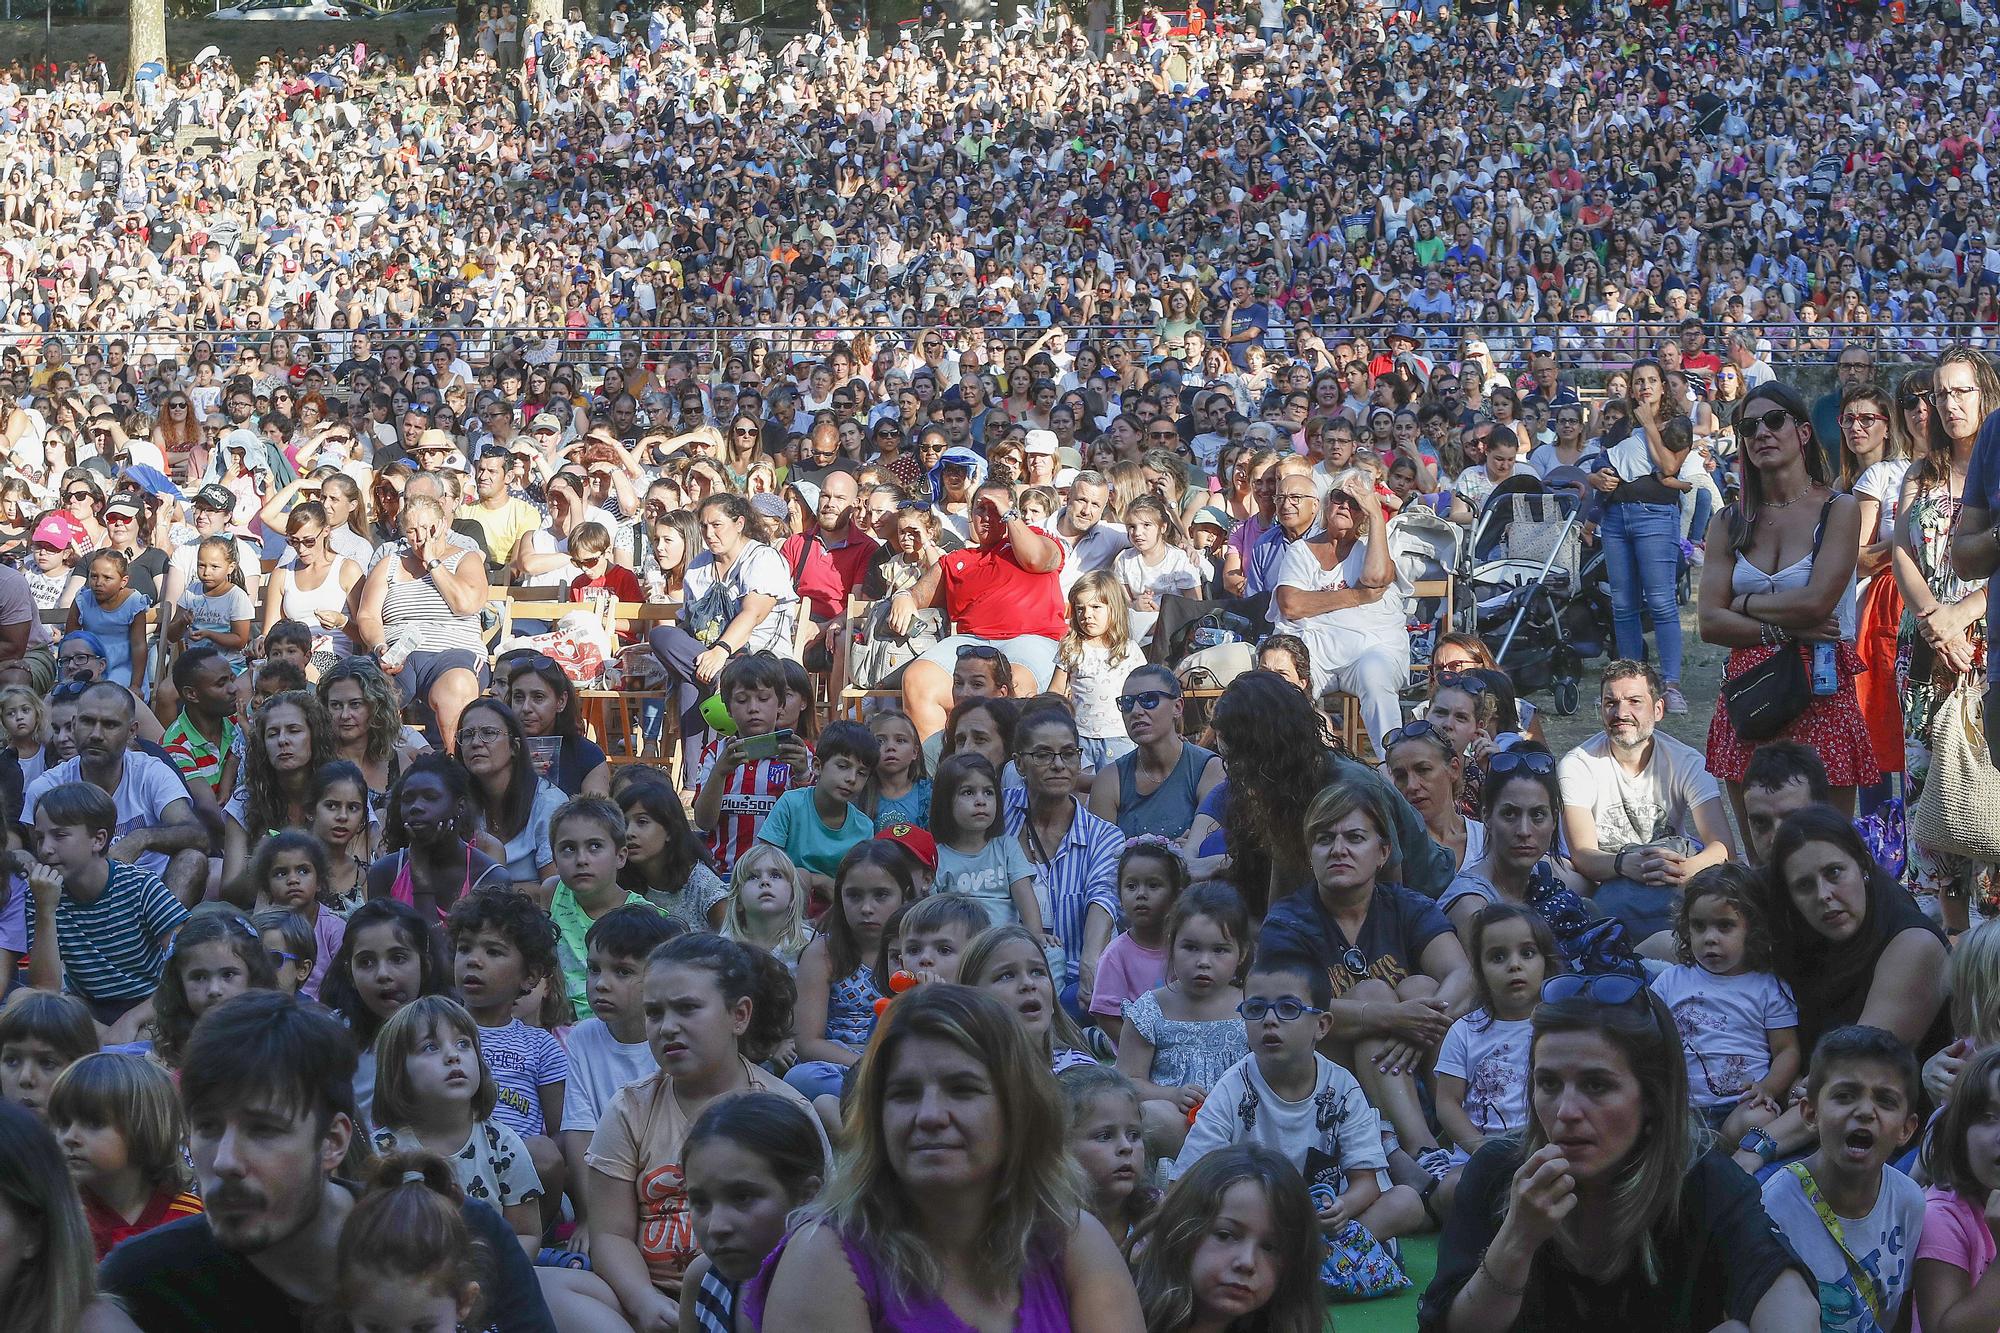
[1270,469,1413,751]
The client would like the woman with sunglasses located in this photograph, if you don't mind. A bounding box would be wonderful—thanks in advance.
[1699,380,1875,828]
[1383,721,1481,877]
[1889,348,1998,929]
[721,412,765,488]
[258,502,362,674]
[1435,742,1600,945]
[56,471,108,554]
[151,391,200,480]
[1420,974,1816,1331]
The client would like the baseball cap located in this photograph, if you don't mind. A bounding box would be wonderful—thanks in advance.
[104,495,142,520]
[1023,429,1058,456]
[1191,505,1234,534]
[875,822,938,872]
[32,512,87,549]
[193,483,236,512]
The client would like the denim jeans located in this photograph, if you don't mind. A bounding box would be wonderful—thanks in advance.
[1601,500,1684,683]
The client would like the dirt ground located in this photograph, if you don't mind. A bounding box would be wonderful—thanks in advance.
[1534,601,1728,758]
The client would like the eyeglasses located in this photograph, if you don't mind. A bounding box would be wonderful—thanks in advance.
[1275,491,1315,506]
[457,726,508,746]
[1116,689,1179,713]
[57,652,101,667]
[1927,384,1982,404]
[1838,411,1886,430]
[1236,996,1326,1023]
[1022,745,1083,767]
[1541,973,1647,1007]
[1733,407,1797,441]
[1487,748,1557,777]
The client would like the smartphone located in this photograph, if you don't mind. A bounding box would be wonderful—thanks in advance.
[738,728,793,761]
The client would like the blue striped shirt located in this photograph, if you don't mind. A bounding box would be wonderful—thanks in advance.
[44,861,188,1002]
[1004,789,1125,985]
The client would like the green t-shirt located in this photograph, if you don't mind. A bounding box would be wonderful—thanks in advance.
[548,881,663,1014]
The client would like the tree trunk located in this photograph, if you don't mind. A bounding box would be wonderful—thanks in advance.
[527,0,562,28]
[129,0,165,89]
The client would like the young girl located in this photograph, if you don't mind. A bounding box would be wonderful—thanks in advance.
[166,536,253,671]
[1649,863,1801,1141]
[333,1152,490,1333]
[1434,904,1556,1215]
[1059,1064,1156,1249]
[0,683,48,788]
[962,921,1099,1075]
[0,992,98,1120]
[369,995,544,1255]
[1114,493,1200,648]
[1131,1143,1325,1333]
[148,907,280,1070]
[251,908,317,996]
[616,775,728,928]
[1115,883,1252,1155]
[586,933,824,1327]
[48,1052,203,1259]
[321,897,456,1128]
[1049,571,1145,771]
[308,760,374,915]
[865,708,931,829]
[1089,838,1187,1044]
[1917,1045,2000,1332]
[679,1091,828,1333]
[1423,672,1505,815]
[786,841,914,1101]
[721,842,816,970]
[245,829,346,1000]
[929,752,1044,934]
[367,755,511,922]
[67,551,150,692]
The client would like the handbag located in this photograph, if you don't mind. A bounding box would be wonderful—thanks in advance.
[847,601,944,689]
[681,578,735,646]
[1910,681,2000,863]
[1721,497,1835,743]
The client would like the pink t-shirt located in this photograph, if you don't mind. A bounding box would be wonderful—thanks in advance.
[1916,1186,1998,1332]
[1088,931,1167,1018]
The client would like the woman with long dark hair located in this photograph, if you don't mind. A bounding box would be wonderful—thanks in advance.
[454,698,562,901]
[1698,379,1875,826]
[504,654,609,797]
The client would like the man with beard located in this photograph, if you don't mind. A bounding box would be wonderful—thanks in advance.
[90,991,557,1332]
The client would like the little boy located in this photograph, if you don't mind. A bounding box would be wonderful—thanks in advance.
[446,885,571,1214]
[692,653,816,874]
[250,907,317,996]
[756,720,877,901]
[544,796,665,1014]
[1760,1024,1924,1333]
[566,522,643,637]
[897,892,989,985]
[0,991,99,1120]
[1172,955,1411,1243]
[22,781,189,1033]
[875,822,938,896]
[261,620,314,679]
[558,903,685,1223]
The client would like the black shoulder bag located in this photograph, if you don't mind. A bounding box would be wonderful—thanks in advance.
[1720,497,1835,743]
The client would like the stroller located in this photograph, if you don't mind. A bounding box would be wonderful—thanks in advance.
[1388,504,1461,697]
[1457,474,1611,715]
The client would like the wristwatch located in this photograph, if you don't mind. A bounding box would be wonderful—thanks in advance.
[1738,1128,1779,1164]
[425,557,442,573]
[1002,508,1021,524]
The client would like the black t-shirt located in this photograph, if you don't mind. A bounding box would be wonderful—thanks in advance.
[98,1189,555,1333]
[1418,1145,1806,1332]
[1257,880,1454,1000]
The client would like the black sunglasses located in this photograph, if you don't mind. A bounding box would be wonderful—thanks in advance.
[1382,718,1452,751]
[956,644,1003,661]
[1487,748,1557,777]
[1436,672,1490,696]
[1733,407,1797,442]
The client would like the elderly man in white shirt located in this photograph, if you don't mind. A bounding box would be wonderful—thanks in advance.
[1269,469,1415,750]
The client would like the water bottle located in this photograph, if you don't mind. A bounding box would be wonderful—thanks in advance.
[1811,641,1838,697]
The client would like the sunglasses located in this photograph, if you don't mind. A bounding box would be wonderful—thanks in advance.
[1436,672,1489,696]
[956,644,1003,662]
[1382,717,1453,751]
[1733,407,1797,441]
[1541,973,1648,1007]
[1116,689,1179,713]
[1487,748,1557,777]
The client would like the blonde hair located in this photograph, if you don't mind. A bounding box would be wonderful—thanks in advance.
[723,843,815,964]
[1953,919,2000,1049]
[0,684,46,747]
[959,924,1093,1062]
[806,985,1085,1299]
[372,997,499,1129]
[866,708,927,781]
[1056,570,1133,671]
[47,1053,190,1194]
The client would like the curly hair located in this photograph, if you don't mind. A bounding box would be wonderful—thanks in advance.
[1210,671,1342,910]
[151,908,280,1069]
[382,753,480,852]
[444,885,560,987]
[318,655,407,768]
[646,933,796,1065]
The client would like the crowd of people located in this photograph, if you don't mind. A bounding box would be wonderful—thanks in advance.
[9,0,2000,1329]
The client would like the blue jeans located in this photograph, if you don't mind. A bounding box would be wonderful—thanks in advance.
[1601,501,1683,683]
[783,1060,850,1101]
[1593,878,1678,942]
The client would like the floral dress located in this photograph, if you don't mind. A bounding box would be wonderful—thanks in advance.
[1896,481,1992,912]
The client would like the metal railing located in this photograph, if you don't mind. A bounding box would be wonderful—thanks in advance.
[0,318,1978,378]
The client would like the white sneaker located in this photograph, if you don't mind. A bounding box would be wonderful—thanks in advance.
[1663,683,1688,716]
[1417,1147,1454,1181]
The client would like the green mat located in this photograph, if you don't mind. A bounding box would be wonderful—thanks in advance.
[1324,1232,1437,1333]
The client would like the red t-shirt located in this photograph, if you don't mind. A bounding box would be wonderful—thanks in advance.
[781,533,847,622]
[85,1186,203,1261]
[940,532,1067,641]
[820,528,880,604]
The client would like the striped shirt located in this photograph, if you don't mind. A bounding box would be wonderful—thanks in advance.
[379,549,488,655]
[42,861,189,1002]
[692,1270,737,1333]
[1003,789,1125,986]
[696,739,814,874]
[161,713,239,800]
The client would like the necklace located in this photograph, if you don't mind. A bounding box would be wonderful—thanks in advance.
[1763,485,1814,510]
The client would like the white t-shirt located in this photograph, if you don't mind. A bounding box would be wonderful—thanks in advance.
[1113,544,1200,647]
[177,583,255,670]
[23,752,190,881]
[1649,963,1799,1108]
[681,541,800,658]
[1435,1011,1533,1161]
[1853,458,1911,545]
[1063,640,1148,741]
[1760,1163,1923,1333]
[1557,731,1721,853]
[1269,535,1414,686]
[557,1017,659,1135]
[1169,1053,1388,1189]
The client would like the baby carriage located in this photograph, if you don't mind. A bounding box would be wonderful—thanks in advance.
[1457,474,1610,715]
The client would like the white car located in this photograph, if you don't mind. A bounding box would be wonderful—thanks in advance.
[211,0,357,19]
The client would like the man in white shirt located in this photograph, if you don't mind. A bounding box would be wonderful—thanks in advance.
[1559,661,1736,941]
[1054,469,1128,590]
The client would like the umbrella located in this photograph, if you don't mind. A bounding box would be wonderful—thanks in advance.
[307,71,346,89]
[192,45,221,66]
[134,61,165,82]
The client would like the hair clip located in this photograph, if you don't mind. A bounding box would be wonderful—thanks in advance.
[401,1169,426,1185]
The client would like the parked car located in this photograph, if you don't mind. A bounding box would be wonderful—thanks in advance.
[211,0,358,19]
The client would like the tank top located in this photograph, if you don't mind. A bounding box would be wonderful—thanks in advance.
[280,557,356,658]
[388,845,509,920]
[745,1229,1073,1333]
[1112,741,1216,840]
[824,966,882,1050]
[379,549,487,654]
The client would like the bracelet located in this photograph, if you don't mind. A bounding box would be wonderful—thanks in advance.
[1478,1249,1527,1298]
[1612,847,1629,879]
